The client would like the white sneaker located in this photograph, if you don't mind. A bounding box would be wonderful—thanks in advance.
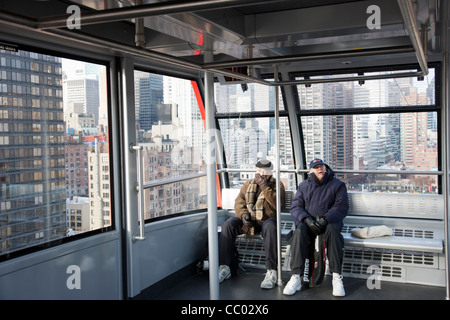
[218,265,231,283]
[283,274,302,295]
[332,274,345,297]
[260,269,277,289]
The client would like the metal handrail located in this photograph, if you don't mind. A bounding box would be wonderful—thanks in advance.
[131,145,145,241]
[140,167,442,190]
[224,168,443,175]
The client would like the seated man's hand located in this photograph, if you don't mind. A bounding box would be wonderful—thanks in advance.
[316,217,328,232]
[304,216,321,236]
[241,213,252,226]
[254,173,268,189]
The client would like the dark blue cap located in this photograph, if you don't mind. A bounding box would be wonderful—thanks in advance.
[309,158,326,169]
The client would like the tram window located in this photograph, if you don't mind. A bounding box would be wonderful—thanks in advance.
[301,112,438,193]
[297,64,438,194]
[134,70,207,220]
[215,82,295,191]
[218,115,296,191]
[144,178,207,219]
[215,82,285,113]
[0,49,111,259]
[296,68,435,109]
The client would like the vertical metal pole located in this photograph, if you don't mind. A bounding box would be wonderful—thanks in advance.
[280,70,305,182]
[442,1,450,299]
[121,56,141,298]
[134,0,145,48]
[444,56,450,301]
[274,64,283,286]
[204,40,219,300]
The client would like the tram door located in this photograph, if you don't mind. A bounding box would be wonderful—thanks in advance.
[121,60,212,298]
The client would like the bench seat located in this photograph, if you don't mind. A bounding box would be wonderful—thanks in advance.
[222,189,444,254]
[342,233,443,253]
[221,189,446,286]
[342,215,445,253]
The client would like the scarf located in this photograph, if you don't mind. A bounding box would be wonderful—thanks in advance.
[244,176,275,235]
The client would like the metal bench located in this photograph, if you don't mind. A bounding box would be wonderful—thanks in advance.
[340,193,445,286]
[342,193,444,254]
[221,189,446,286]
[342,217,444,253]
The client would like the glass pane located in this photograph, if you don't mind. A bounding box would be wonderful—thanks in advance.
[0,49,111,257]
[301,112,438,193]
[218,116,297,192]
[297,68,435,110]
[214,82,285,113]
[144,177,207,219]
[134,71,207,219]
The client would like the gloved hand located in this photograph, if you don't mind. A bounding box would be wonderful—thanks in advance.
[316,217,328,231]
[241,213,252,227]
[304,216,322,236]
[254,173,268,189]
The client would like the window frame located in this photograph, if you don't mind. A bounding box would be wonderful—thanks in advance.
[133,67,210,223]
[0,44,115,262]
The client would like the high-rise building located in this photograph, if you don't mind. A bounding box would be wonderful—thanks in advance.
[63,71,100,125]
[135,72,163,131]
[164,76,204,160]
[66,196,89,234]
[328,83,353,171]
[0,50,66,254]
[88,139,111,229]
[65,143,90,197]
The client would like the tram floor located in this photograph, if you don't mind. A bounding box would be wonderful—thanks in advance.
[134,266,447,301]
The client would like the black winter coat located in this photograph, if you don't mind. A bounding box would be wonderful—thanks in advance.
[290,165,349,227]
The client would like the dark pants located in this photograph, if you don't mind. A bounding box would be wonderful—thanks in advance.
[219,217,278,274]
[290,222,344,275]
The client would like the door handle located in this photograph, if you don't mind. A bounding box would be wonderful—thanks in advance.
[130,144,145,241]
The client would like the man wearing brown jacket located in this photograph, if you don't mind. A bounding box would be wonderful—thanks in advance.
[218,160,285,289]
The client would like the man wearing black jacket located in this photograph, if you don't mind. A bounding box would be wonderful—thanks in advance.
[283,159,349,297]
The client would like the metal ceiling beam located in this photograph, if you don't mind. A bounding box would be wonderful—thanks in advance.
[202,46,415,69]
[36,0,285,29]
[397,0,429,75]
[274,70,425,86]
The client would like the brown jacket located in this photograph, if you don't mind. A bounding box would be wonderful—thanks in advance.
[234,178,285,233]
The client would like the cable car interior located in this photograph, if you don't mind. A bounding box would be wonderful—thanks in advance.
[0,0,449,302]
